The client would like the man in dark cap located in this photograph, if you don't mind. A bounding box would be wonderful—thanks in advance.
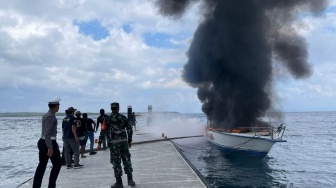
[108,102,136,188]
[33,98,62,188]
[62,107,83,169]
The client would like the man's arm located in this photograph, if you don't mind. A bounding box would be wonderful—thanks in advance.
[93,120,97,133]
[72,124,78,142]
[96,117,100,131]
[82,119,87,135]
[44,116,55,157]
[44,116,54,150]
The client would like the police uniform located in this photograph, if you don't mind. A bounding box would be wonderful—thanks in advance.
[108,102,136,188]
[33,98,62,188]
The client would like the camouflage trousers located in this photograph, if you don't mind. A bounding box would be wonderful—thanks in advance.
[110,141,133,177]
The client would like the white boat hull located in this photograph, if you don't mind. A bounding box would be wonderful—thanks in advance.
[206,130,286,157]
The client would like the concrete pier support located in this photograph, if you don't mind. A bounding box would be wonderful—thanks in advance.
[127,105,132,120]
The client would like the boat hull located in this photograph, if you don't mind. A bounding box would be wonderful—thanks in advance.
[206,130,286,157]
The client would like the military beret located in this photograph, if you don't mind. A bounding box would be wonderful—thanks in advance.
[111,102,119,108]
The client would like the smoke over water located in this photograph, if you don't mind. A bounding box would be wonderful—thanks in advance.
[155,0,328,129]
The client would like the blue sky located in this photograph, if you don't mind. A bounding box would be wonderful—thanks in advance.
[0,1,335,113]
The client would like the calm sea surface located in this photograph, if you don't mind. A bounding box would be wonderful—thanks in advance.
[0,112,335,188]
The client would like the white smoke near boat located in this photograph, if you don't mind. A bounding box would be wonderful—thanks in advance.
[144,113,206,137]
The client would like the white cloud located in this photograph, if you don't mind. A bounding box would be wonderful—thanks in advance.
[272,4,336,112]
[0,0,202,113]
[276,61,336,112]
[0,1,335,113]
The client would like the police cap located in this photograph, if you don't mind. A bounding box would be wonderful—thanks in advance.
[48,97,61,105]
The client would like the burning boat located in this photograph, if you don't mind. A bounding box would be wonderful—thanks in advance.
[206,120,287,158]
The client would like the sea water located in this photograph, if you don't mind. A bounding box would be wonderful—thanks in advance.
[0,112,335,188]
[174,112,336,188]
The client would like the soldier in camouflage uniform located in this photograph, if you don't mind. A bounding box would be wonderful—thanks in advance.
[108,102,136,188]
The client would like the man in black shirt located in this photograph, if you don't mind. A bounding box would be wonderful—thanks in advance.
[97,109,108,150]
[61,110,73,165]
[83,113,97,155]
[75,111,87,158]
[63,107,82,169]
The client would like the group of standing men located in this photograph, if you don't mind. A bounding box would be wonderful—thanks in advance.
[62,106,95,169]
[32,98,136,188]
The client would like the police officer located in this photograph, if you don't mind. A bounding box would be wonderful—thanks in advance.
[33,98,62,188]
[108,102,136,188]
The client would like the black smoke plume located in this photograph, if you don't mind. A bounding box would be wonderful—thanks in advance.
[155,0,328,129]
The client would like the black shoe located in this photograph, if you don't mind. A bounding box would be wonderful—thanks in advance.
[66,165,73,169]
[74,164,84,169]
[89,151,97,155]
[111,177,123,188]
[128,180,135,186]
[111,183,123,188]
[127,174,136,186]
